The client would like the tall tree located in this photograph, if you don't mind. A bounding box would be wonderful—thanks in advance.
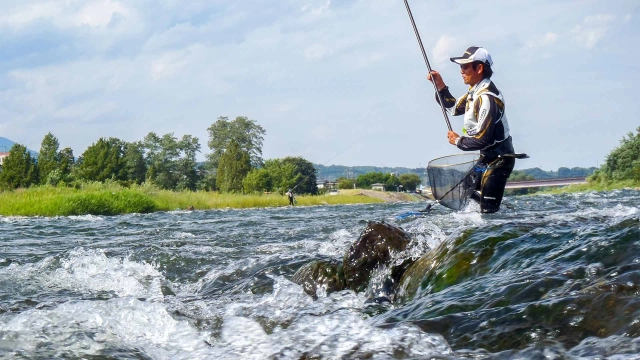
[58,147,75,180]
[601,126,640,181]
[356,172,388,188]
[281,157,318,195]
[262,157,318,195]
[38,132,60,184]
[398,173,422,191]
[143,132,181,190]
[124,142,147,185]
[77,138,126,182]
[243,168,272,193]
[206,116,266,170]
[263,158,297,194]
[216,139,251,193]
[176,135,201,191]
[0,143,39,189]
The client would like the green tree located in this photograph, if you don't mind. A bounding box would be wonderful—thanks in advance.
[337,177,355,190]
[143,132,180,190]
[77,138,126,182]
[263,157,318,195]
[0,143,39,189]
[206,116,266,170]
[217,140,251,193]
[399,173,422,191]
[600,126,640,181]
[243,168,273,193]
[176,135,201,191]
[508,170,535,182]
[38,132,60,184]
[124,142,147,185]
[356,172,387,188]
[263,158,297,194]
[58,147,75,181]
[385,173,401,191]
[282,157,318,195]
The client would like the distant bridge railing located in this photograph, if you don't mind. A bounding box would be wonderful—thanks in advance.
[505,177,587,189]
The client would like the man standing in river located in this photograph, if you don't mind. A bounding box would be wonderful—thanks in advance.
[286,189,295,206]
[427,46,515,213]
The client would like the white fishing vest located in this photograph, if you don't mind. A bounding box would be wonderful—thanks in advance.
[461,79,510,145]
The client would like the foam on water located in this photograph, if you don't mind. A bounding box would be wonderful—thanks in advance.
[1,189,638,359]
[0,216,33,224]
[317,228,359,257]
[0,298,213,359]
[0,248,165,300]
[545,203,638,223]
[174,276,451,359]
[174,231,196,238]
[66,214,104,221]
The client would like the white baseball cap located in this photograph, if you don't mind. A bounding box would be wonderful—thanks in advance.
[450,46,493,66]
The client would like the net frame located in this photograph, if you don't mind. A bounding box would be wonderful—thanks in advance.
[427,153,480,211]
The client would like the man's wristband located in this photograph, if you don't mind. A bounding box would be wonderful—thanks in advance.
[439,85,449,93]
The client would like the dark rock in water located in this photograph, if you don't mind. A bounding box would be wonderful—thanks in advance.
[291,260,345,298]
[342,221,413,293]
[396,228,516,303]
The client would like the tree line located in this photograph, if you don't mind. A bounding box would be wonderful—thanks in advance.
[0,116,317,195]
[589,126,640,183]
[335,172,422,192]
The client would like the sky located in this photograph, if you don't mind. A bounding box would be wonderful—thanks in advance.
[0,0,638,171]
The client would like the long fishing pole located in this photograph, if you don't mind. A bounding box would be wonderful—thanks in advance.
[402,0,452,131]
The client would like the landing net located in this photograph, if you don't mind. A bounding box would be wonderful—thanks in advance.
[427,153,480,211]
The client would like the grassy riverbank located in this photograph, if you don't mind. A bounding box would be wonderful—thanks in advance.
[0,182,384,217]
[538,179,640,195]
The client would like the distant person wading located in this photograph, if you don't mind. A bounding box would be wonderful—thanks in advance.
[286,189,295,206]
[427,46,516,213]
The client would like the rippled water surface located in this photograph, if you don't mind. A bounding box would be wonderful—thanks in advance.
[0,190,638,359]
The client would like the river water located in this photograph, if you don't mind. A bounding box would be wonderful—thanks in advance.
[0,190,638,359]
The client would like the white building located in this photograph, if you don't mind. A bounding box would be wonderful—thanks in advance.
[0,152,9,165]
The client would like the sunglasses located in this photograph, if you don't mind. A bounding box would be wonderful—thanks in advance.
[460,63,474,71]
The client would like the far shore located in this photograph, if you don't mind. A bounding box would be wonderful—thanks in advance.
[0,184,424,217]
[0,181,637,217]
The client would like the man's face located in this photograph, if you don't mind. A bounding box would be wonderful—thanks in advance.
[460,62,484,86]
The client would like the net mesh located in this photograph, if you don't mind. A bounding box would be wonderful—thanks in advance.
[427,153,480,211]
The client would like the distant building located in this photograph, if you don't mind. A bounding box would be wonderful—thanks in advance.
[371,183,385,191]
[317,180,338,190]
[0,152,9,165]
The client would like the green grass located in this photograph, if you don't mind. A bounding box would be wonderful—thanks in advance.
[537,179,640,195]
[0,182,383,217]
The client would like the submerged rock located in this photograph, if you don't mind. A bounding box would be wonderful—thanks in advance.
[291,221,417,300]
[291,260,345,298]
[342,221,414,293]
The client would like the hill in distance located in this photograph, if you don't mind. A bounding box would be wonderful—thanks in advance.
[314,163,596,181]
[0,137,39,157]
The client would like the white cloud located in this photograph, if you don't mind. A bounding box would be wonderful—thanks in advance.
[354,52,384,69]
[301,0,332,16]
[0,0,132,29]
[0,0,639,170]
[304,44,333,60]
[150,48,192,80]
[0,2,60,27]
[526,32,558,48]
[572,14,616,49]
[583,14,616,25]
[432,35,458,66]
[624,15,632,23]
[74,0,130,27]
